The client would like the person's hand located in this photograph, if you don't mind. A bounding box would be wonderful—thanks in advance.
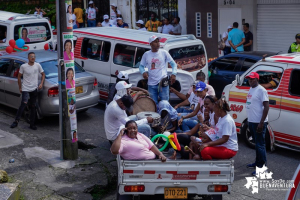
[174,105,179,110]
[178,117,183,126]
[143,72,148,79]
[19,88,22,93]
[257,122,264,133]
[38,83,43,90]
[158,125,165,133]
[159,153,167,162]
[169,31,173,35]
[190,136,196,142]
[119,128,126,136]
[147,117,153,123]
[169,87,176,93]
[170,74,176,85]
[202,124,210,131]
[136,91,144,97]
[197,113,203,123]
[199,143,209,151]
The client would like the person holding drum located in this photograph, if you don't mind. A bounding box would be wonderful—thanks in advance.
[139,35,177,104]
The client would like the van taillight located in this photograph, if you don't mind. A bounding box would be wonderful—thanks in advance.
[207,185,228,192]
[93,78,98,89]
[124,185,145,192]
[48,87,59,97]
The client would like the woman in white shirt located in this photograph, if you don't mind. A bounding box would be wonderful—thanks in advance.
[199,99,238,160]
[161,18,173,34]
[66,5,73,29]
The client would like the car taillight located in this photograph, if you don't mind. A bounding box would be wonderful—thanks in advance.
[124,185,145,192]
[207,185,228,192]
[48,87,59,97]
[93,78,97,89]
[53,29,57,35]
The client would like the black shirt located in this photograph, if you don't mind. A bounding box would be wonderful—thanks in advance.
[244,31,253,51]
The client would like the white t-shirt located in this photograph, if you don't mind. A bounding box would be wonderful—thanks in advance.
[66,13,72,28]
[246,85,269,123]
[110,9,121,25]
[102,21,112,27]
[209,112,216,128]
[215,114,238,151]
[161,24,173,34]
[138,27,147,31]
[104,100,147,140]
[187,92,199,109]
[72,14,76,26]
[86,7,96,19]
[19,62,44,92]
[140,49,174,85]
[222,31,230,46]
[34,11,43,17]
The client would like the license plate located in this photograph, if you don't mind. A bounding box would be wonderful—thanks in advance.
[75,86,83,94]
[164,188,188,199]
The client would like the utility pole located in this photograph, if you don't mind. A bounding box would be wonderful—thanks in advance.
[56,0,78,160]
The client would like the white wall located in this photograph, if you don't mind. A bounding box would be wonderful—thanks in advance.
[178,0,187,34]
[110,0,132,28]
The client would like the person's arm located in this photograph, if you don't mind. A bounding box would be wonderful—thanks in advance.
[38,72,45,89]
[18,72,23,93]
[131,86,149,95]
[174,99,190,109]
[150,145,166,162]
[178,104,200,125]
[257,101,269,133]
[168,59,177,85]
[110,128,124,154]
[41,9,47,15]
[170,87,187,100]
[260,83,273,89]
[166,120,177,133]
[236,38,245,47]
[199,135,230,151]
[222,32,228,41]
[244,40,253,47]
[178,123,200,136]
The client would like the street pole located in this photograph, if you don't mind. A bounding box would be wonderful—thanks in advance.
[56,0,78,160]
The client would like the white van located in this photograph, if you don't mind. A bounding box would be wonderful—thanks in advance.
[0,11,53,55]
[73,27,208,103]
[222,53,300,152]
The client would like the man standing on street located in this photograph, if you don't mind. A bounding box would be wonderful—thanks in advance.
[139,35,177,104]
[243,23,253,51]
[74,4,84,28]
[288,33,300,53]
[228,22,245,53]
[86,1,97,27]
[10,52,45,130]
[245,72,269,176]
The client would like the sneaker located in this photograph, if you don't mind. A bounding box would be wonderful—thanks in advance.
[29,125,37,130]
[252,170,256,176]
[10,121,18,128]
[247,163,256,168]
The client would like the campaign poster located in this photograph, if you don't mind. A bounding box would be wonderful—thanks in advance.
[18,26,47,43]
[65,62,75,89]
[65,1,73,30]
[70,115,77,130]
[71,129,78,143]
[62,32,74,61]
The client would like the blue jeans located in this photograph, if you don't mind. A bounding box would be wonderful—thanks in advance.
[249,122,267,168]
[78,23,84,28]
[176,107,193,114]
[223,46,231,55]
[177,113,198,132]
[73,24,78,29]
[148,84,169,105]
[128,115,151,138]
[87,20,96,27]
[15,89,37,125]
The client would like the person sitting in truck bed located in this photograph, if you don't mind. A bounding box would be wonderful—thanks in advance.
[110,120,167,162]
[199,99,238,160]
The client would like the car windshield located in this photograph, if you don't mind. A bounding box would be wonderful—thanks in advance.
[40,60,85,79]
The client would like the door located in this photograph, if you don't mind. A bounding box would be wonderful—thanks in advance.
[0,58,12,104]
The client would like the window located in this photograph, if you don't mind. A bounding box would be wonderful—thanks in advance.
[289,69,300,96]
[0,25,7,41]
[10,61,24,78]
[0,59,11,76]
[81,38,111,62]
[113,44,136,67]
[135,47,149,68]
[211,57,239,72]
[169,45,205,72]
[14,22,51,44]
[241,59,257,72]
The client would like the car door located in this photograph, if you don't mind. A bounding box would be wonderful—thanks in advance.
[0,58,12,104]
[5,60,24,109]
[209,56,241,98]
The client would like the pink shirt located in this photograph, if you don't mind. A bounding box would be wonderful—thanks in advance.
[119,133,156,160]
[64,51,74,61]
[66,79,75,89]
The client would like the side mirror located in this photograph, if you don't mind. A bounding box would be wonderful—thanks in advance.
[235,74,241,86]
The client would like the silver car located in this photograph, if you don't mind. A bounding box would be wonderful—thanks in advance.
[0,50,99,121]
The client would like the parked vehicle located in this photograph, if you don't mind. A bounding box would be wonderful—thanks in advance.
[74,27,208,103]
[285,164,300,200]
[209,51,277,98]
[222,53,300,152]
[0,50,99,121]
[116,154,233,200]
[0,11,54,55]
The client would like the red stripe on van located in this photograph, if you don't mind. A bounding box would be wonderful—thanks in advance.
[144,171,155,174]
[274,60,300,65]
[271,56,294,59]
[188,171,199,175]
[74,37,88,60]
[275,137,300,146]
[123,170,134,174]
[229,98,246,103]
[274,131,300,143]
[210,171,221,175]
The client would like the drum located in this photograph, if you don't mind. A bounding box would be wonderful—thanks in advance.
[137,111,161,127]
[132,96,156,115]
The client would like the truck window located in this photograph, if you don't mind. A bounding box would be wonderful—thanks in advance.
[113,44,136,67]
[0,25,7,42]
[241,58,257,72]
[169,45,205,72]
[289,69,300,96]
[81,38,111,62]
[134,47,149,68]
[0,59,10,76]
[211,57,239,71]
[14,22,51,44]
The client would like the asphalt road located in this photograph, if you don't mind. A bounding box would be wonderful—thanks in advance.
[0,103,299,200]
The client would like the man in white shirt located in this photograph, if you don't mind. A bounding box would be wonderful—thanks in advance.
[10,52,45,130]
[169,17,182,35]
[245,72,269,176]
[161,18,173,34]
[139,35,177,104]
[222,25,233,55]
[86,1,97,27]
[104,95,153,143]
[102,15,111,27]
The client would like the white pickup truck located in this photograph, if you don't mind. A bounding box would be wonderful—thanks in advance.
[116,154,234,200]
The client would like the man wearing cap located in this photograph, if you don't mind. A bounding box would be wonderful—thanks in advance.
[288,33,300,53]
[105,95,153,142]
[117,18,129,28]
[222,25,233,55]
[139,35,177,104]
[245,72,269,176]
[110,3,121,25]
[228,22,245,53]
[86,1,97,27]
[243,23,253,52]
[102,15,111,27]
[136,20,147,31]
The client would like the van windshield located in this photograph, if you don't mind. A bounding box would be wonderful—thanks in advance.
[14,22,51,44]
[169,45,206,72]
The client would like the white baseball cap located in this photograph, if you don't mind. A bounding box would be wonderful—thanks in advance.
[116,17,122,20]
[103,15,109,19]
[227,25,233,29]
[115,81,132,90]
[149,35,161,44]
[117,71,129,80]
[136,20,144,25]
[111,3,117,7]
[89,1,94,4]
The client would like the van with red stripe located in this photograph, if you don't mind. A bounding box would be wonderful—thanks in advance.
[73,27,208,103]
[222,53,300,152]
